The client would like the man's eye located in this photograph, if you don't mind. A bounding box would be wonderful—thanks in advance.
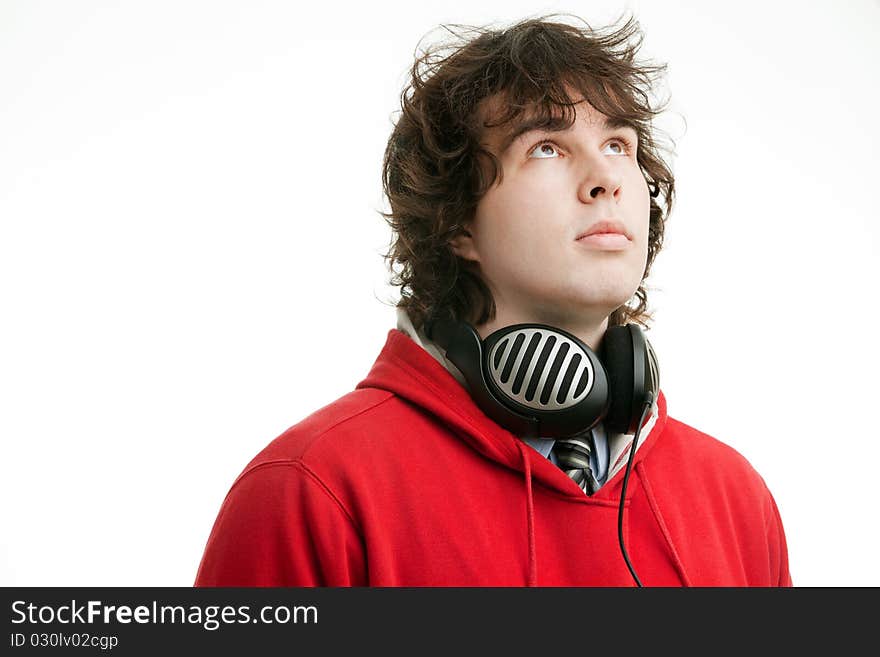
[604,139,631,155]
[528,141,561,159]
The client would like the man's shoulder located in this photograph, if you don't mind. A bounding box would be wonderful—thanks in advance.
[646,410,767,499]
[240,387,418,472]
[657,413,769,490]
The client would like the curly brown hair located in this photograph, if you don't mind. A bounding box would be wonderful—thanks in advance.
[380,11,676,332]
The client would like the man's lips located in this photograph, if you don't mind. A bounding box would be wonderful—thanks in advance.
[576,220,632,250]
[576,219,631,241]
[576,233,631,248]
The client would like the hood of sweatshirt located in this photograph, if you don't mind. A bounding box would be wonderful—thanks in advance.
[357,327,668,503]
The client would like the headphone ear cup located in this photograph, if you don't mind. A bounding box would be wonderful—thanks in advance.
[600,325,635,435]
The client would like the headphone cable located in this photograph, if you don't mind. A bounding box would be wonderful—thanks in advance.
[617,392,655,588]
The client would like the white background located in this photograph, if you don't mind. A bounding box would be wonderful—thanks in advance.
[1,0,877,587]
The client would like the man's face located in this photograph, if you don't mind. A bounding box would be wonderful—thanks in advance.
[456,96,652,335]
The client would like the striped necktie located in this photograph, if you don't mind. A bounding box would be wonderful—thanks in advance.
[553,433,599,495]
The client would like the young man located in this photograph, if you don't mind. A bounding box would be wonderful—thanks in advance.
[194,14,791,586]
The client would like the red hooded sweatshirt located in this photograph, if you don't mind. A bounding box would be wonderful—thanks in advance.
[194,329,792,587]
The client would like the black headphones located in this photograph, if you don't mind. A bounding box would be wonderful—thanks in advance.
[424,317,660,439]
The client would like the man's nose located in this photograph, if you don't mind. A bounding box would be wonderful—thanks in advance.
[577,158,622,203]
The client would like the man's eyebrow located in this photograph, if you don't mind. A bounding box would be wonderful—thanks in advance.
[495,115,636,156]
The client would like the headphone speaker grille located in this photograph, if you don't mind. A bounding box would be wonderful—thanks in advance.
[487,328,595,411]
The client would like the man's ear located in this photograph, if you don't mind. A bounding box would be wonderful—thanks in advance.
[449,228,480,263]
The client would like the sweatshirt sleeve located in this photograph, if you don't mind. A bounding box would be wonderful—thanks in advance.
[766,490,793,587]
[194,460,366,586]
